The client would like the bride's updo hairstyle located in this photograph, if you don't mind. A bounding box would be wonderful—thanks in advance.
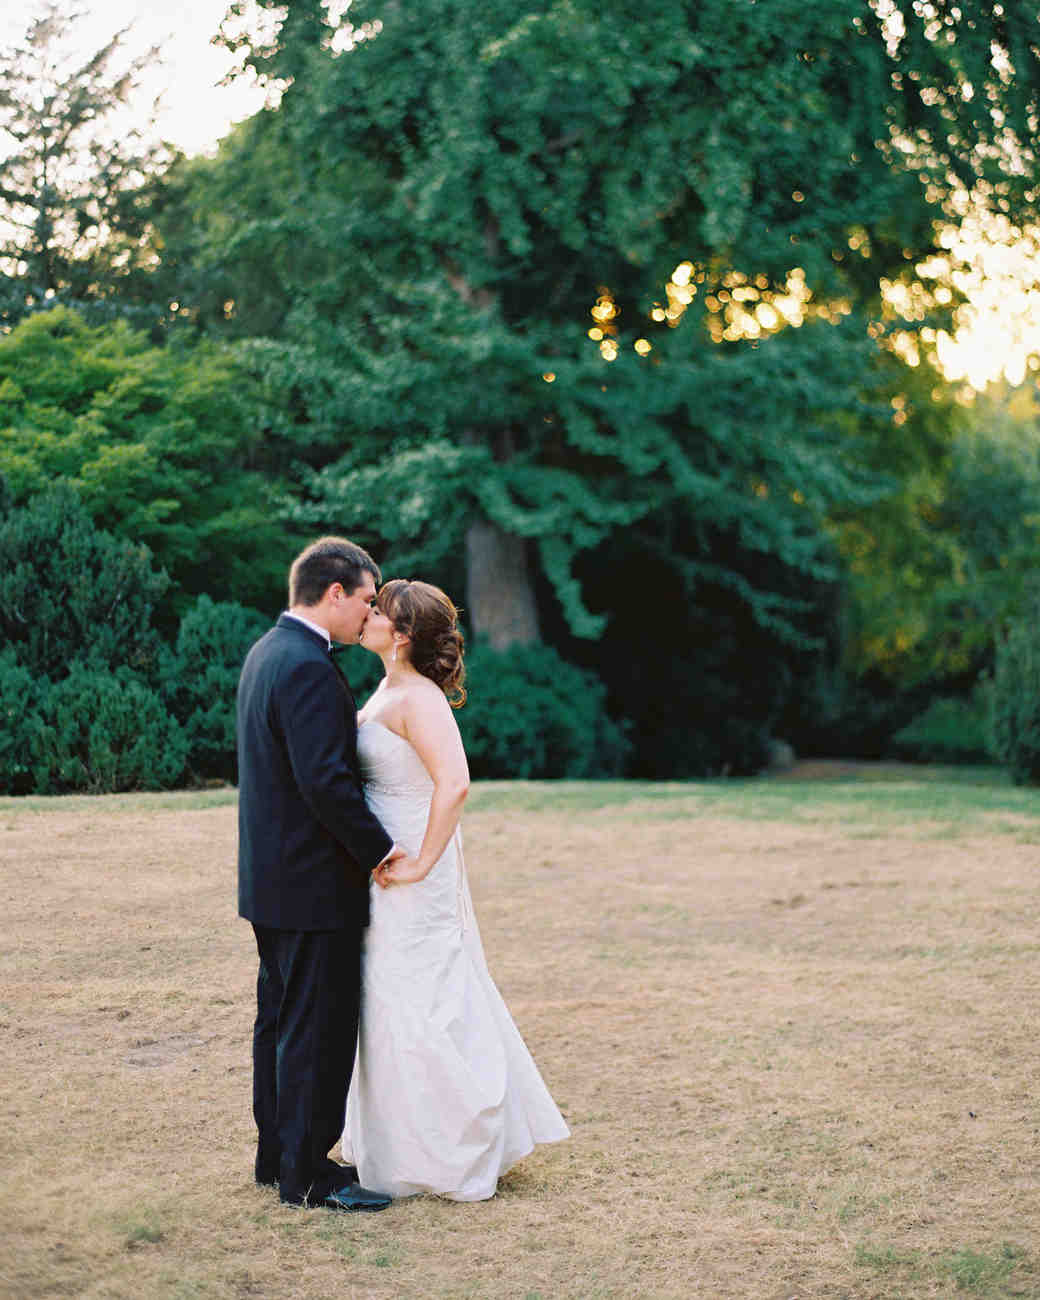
[378,579,467,708]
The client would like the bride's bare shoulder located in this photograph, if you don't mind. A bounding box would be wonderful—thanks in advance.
[401,676,456,722]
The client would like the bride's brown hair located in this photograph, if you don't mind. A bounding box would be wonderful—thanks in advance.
[377,579,467,708]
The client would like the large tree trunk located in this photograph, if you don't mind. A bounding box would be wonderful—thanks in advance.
[464,519,540,650]
[449,236,538,650]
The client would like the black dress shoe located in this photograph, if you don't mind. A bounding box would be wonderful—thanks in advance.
[323,1182,391,1213]
[255,1149,280,1187]
[259,1158,357,1192]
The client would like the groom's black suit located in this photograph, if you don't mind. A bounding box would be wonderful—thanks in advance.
[237,614,393,1204]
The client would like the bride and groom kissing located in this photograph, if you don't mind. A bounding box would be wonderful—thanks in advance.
[237,536,568,1211]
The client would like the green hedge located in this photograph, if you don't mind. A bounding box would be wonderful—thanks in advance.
[989,606,1040,785]
[890,694,990,765]
[160,594,270,780]
[0,484,167,679]
[0,655,190,795]
[0,492,187,793]
[457,643,629,779]
[0,649,47,795]
[35,667,190,794]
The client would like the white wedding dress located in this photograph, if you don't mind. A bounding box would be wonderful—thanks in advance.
[341,721,570,1201]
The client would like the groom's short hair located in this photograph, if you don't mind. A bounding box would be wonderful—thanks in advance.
[289,537,381,607]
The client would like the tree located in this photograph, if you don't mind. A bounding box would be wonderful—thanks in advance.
[199,0,1040,645]
[128,0,1040,770]
[0,307,300,619]
[0,3,168,329]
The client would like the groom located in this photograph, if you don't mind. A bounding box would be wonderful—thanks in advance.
[237,536,408,1212]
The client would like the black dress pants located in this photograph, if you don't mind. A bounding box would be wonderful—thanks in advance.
[251,924,362,1204]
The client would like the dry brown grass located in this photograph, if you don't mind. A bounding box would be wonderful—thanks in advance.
[2,777,1039,1300]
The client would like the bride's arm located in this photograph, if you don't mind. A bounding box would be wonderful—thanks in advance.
[376,689,470,887]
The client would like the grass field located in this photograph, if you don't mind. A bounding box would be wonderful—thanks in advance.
[2,766,1039,1299]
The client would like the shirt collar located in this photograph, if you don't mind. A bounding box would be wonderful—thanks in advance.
[283,610,331,649]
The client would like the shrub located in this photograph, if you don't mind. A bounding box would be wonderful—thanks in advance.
[889,694,991,764]
[0,486,168,679]
[0,649,49,794]
[457,643,629,779]
[33,667,189,793]
[0,488,187,793]
[989,607,1040,785]
[162,595,270,779]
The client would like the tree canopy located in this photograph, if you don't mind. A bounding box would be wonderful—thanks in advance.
[0,3,168,328]
[0,307,299,618]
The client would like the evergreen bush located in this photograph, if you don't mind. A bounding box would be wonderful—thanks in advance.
[0,489,186,793]
[33,666,189,793]
[0,485,167,679]
[0,649,48,794]
[890,694,991,765]
[989,609,1040,786]
[162,595,270,780]
[457,643,629,779]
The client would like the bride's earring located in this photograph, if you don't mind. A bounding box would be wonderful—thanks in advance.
[391,643,398,663]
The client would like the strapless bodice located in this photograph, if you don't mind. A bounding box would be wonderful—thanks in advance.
[357,721,434,797]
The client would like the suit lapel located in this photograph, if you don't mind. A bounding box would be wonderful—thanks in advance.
[330,655,357,707]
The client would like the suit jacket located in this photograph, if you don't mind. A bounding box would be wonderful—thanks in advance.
[236,614,393,930]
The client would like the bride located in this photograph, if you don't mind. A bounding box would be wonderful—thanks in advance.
[340,578,569,1201]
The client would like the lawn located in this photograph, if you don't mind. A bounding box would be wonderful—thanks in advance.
[2,767,1038,1299]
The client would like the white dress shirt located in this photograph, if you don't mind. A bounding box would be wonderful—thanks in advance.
[283,609,331,648]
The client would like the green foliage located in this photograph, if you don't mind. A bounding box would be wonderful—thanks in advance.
[192,0,1040,695]
[457,644,629,779]
[0,308,297,616]
[0,484,167,679]
[837,387,1040,690]
[296,440,490,580]
[0,490,193,792]
[989,596,1040,786]
[164,4,916,649]
[890,695,990,765]
[220,0,1037,304]
[0,649,48,794]
[162,595,269,780]
[0,654,190,796]
[299,314,887,646]
[934,411,1040,661]
[30,667,189,794]
[46,0,1037,777]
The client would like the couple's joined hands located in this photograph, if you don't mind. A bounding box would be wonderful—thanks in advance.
[374,844,425,889]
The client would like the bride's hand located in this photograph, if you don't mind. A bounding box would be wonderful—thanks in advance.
[375,855,426,887]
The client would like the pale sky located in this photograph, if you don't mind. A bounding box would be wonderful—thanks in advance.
[2,1,1037,391]
[0,1,268,156]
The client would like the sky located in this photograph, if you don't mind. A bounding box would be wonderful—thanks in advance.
[0,0,268,157]
[2,1,1038,392]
